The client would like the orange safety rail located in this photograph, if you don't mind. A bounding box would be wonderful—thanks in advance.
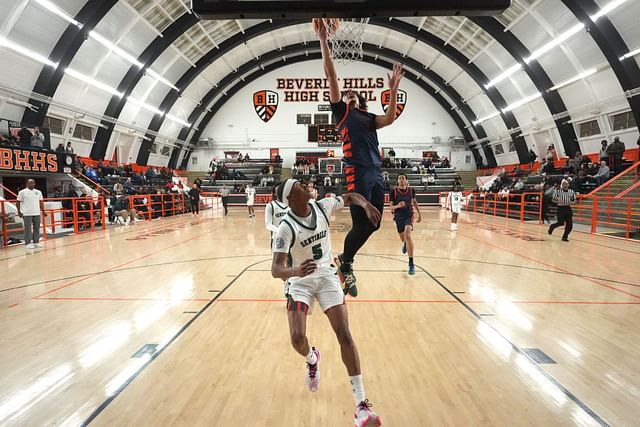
[571,195,594,226]
[73,197,106,234]
[0,199,48,246]
[585,160,640,198]
[440,191,543,223]
[0,192,199,248]
[128,193,187,221]
[200,192,221,211]
[0,184,18,198]
[590,196,640,239]
[616,179,640,198]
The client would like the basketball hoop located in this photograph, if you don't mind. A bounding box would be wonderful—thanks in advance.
[321,18,369,63]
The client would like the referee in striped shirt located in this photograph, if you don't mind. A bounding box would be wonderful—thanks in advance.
[548,179,577,242]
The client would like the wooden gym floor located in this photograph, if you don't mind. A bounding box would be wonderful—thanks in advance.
[1,206,639,426]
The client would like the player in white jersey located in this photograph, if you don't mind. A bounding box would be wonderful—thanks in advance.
[448,181,464,231]
[265,184,291,296]
[265,184,289,237]
[271,179,383,427]
[245,184,256,218]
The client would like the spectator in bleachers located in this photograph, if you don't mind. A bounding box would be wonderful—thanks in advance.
[589,161,611,186]
[427,162,437,178]
[388,148,396,163]
[244,153,251,162]
[599,140,609,164]
[237,153,244,163]
[65,141,74,154]
[54,142,65,152]
[513,177,524,192]
[539,158,555,175]
[546,144,555,162]
[113,180,124,194]
[83,165,99,182]
[18,127,32,146]
[30,128,45,148]
[441,157,450,168]
[569,151,583,173]
[610,136,626,173]
[124,177,134,193]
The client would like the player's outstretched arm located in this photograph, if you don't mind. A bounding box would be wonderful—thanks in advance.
[375,63,405,129]
[342,193,382,226]
[271,253,317,281]
[314,19,341,103]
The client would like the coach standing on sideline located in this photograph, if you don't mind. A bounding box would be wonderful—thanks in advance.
[16,179,47,249]
[548,179,577,242]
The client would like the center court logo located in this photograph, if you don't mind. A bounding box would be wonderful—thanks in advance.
[253,90,278,123]
[381,89,407,119]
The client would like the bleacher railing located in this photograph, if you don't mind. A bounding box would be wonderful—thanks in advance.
[439,191,640,239]
[0,191,222,248]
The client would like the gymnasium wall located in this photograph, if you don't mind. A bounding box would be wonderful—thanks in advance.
[189,60,472,170]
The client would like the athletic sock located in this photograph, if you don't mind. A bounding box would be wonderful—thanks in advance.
[350,375,365,405]
[409,257,414,265]
[305,348,317,365]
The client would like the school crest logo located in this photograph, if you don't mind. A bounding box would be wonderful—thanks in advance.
[253,90,278,123]
[381,89,407,119]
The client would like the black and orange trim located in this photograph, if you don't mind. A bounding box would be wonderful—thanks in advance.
[344,165,356,192]
[287,294,309,313]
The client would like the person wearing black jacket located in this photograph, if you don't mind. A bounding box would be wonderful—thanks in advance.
[189,183,201,215]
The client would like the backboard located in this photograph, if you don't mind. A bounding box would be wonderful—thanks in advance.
[191,0,512,20]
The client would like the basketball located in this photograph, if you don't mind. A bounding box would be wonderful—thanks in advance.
[312,18,340,35]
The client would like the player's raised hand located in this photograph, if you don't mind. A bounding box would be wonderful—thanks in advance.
[387,63,405,92]
[296,259,317,277]
[313,18,328,42]
[363,202,382,227]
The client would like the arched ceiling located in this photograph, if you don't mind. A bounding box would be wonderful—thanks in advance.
[0,0,639,167]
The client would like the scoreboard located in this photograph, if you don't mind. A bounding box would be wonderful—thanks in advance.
[318,124,341,147]
[308,124,342,147]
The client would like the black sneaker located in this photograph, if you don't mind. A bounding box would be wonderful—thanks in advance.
[335,254,358,297]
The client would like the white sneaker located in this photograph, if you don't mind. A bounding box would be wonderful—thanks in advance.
[354,400,381,426]
[450,223,456,231]
[34,243,43,248]
[305,347,321,392]
[26,243,35,249]
[453,223,458,231]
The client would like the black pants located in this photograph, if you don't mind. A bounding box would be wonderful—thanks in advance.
[190,197,199,214]
[222,196,228,214]
[541,197,552,223]
[551,206,573,238]
[342,167,385,264]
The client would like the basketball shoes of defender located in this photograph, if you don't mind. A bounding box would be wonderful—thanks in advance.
[306,348,321,392]
[335,254,357,297]
[354,400,382,426]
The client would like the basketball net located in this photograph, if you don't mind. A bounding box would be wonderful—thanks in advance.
[323,18,369,63]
